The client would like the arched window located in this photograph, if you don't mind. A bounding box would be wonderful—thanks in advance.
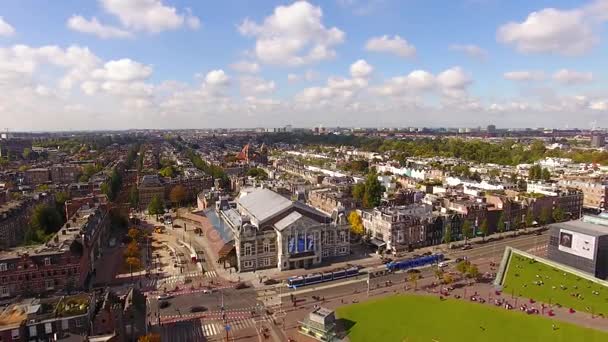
[263,239,270,253]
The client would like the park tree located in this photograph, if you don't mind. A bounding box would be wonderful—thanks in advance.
[147,195,164,219]
[466,264,480,284]
[159,166,175,178]
[525,208,535,227]
[30,204,63,236]
[22,148,32,160]
[169,185,186,207]
[479,218,489,241]
[352,182,365,202]
[442,273,454,285]
[552,207,566,222]
[129,185,139,208]
[443,223,452,244]
[541,168,551,181]
[362,172,384,208]
[408,272,421,290]
[434,267,444,282]
[512,214,521,231]
[347,211,364,236]
[539,207,552,225]
[456,260,471,279]
[497,213,505,237]
[461,220,473,243]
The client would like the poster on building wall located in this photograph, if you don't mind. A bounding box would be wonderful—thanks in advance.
[288,237,296,253]
[307,233,314,250]
[558,229,596,260]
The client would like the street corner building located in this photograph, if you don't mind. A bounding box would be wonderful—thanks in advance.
[219,188,351,272]
[547,212,608,280]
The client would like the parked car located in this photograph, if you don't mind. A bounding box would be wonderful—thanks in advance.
[461,245,473,251]
[190,306,207,313]
[454,257,465,263]
[159,301,170,309]
[438,262,448,268]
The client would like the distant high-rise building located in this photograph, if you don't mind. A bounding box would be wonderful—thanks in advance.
[487,124,496,133]
[591,133,605,148]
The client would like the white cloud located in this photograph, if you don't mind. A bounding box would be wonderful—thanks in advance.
[349,59,373,79]
[497,7,597,55]
[590,100,608,111]
[238,1,345,66]
[205,69,230,86]
[503,71,545,81]
[230,61,260,74]
[287,73,299,83]
[0,17,15,37]
[449,44,487,59]
[365,35,416,58]
[436,67,472,92]
[552,69,593,84]
[67,15,133,39]
[240,76,276,95]
[92,59,152,82]
[100,0,201,33]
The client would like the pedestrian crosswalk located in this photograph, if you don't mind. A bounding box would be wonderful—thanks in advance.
[204,270,218,278]
[201,317,256,337]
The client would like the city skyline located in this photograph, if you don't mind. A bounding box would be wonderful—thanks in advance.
[1,0,608,130]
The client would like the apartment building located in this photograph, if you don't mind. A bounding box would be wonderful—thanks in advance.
[138,175,165,210]
[24,168,50,185]
[558,179,607,210]
[50,164,81,184]
[358,204,434,253]
[0,192,54,249]
[307,188,357,215]
[0,203,109,298]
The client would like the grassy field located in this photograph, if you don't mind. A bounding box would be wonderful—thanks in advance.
[336,295,608,342]
[503,254,608,316]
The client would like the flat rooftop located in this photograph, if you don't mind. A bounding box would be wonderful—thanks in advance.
[551,220,608,237]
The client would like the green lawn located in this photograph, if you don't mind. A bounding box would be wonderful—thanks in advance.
[503,254,608,316]
[336,295,608,342]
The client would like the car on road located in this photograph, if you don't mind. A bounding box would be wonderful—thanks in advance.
[535,230,543,236]
[190,306,207,313]
[438,261,448,268]
[263,278,279,285]
[235,282,249,289]
[454,257,465,263]
[157,294,173,301]
[461,245,473,250]
[159,301,170,309]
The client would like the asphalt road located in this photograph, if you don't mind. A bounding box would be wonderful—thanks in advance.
[149,287,261,319]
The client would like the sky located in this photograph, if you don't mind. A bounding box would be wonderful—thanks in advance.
[1,0,608,131]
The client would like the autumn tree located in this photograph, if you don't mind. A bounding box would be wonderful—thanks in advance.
[138,334,161,342]
[347,211,364,236]
[128,228,140,242]
[169,185,186,207]
[125,241,140,258]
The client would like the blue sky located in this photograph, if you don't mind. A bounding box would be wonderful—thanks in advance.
[1,0,608,130]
